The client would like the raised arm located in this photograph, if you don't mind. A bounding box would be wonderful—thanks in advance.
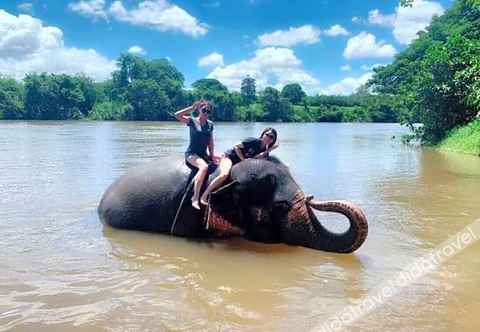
[175,101,202,124]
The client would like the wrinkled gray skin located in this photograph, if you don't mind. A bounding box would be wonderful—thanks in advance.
[98,155,368,253]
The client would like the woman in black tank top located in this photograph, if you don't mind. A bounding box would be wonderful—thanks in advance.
[175,100,219,210]
[200,128,278,206]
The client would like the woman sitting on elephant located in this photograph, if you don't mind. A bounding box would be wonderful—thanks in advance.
[175,100,218,210]
[200,127,278,206]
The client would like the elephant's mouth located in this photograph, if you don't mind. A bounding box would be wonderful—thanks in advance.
[205,205,246,237]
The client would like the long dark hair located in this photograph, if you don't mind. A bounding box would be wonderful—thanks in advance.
[260,127,277,147]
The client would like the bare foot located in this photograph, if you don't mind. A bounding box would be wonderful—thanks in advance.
[200,195,209,206]
[192,199,201,210]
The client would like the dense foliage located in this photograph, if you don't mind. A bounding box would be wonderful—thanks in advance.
[0,60,397,123]
[369,0,480,143]
[1,51,398,123]
[1,0,478,140]
[0,77,24,120]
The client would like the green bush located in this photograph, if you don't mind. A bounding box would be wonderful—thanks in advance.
[369,0,480,143]
[438,119,480,155]
[88,101,132,120]
[0,77,24,119]
[235,103,264,122]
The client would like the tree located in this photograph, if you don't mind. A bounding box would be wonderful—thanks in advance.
[126,79,171,121]
[236,103,265,121]
[191,78,234,121]
[261,87,292,122]
[368,0,480,143]
[0,77,24,119]
[112,54,147,93]
[24,73,87,120]
[192,78,228,94]
[241,76,256,105]
[94,80,114,103]
[88,100,132,120]
[281,83,306,104]
[75,75,98,117]
[146,58,185,108]
[111,55,185,116]
[278,97,293,122]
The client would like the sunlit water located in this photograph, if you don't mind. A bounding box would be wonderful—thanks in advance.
[1,121,479,332]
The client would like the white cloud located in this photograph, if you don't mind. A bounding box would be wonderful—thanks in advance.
[343,32,397,59]
[207,47,321,94]
[69,0,208,37]
[352,16,361,23]
[322,72,373,95]
[341,64,352,72]
[368,9,395,27]
[17,2,34,13]
[0,9,115,81]
[393,0,444,44]
[368,1,444,45]
[198,52,224,67]
[257,25,321,47]
[324,24,349,37]
[108,0,208,37]
[128,45,146,55]
[68,0,108,20]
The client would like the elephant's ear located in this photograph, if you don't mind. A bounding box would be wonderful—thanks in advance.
[205,181,245,237]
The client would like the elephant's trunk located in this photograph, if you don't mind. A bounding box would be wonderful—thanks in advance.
[305,199,368,253]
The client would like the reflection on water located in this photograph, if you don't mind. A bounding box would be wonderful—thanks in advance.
[0,121,479,331]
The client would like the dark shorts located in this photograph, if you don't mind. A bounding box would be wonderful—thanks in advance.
[224,150,241,165]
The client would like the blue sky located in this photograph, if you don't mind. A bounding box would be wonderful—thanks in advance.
[0,0,451,95]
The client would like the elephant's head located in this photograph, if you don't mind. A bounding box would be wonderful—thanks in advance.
[205,157,368,253]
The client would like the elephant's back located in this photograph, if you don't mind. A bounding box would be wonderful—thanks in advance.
[98,155,191,232]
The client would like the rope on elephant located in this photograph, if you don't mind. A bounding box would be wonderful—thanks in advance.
[170,179,195,235]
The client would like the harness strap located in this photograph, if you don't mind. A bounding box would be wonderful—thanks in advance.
[170,179,195,235]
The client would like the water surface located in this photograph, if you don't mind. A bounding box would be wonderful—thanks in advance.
[1,121,479,331]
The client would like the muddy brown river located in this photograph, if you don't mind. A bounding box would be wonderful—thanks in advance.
[1,121,479,331]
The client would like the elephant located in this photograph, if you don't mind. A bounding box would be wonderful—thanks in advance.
[98,154,368,253]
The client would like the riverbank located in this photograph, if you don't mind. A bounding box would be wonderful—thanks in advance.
[437,119,480,156]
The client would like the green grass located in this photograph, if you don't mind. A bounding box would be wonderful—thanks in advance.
[438,119,480,156]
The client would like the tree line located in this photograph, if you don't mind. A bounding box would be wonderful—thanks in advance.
[0,53,397,123]
[4,0,477,136]
[368,0,480,144]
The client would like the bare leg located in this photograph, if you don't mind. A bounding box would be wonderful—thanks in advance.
[186,155,209,210]
[200,157,232,205]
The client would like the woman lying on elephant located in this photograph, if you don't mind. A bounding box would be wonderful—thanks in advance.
[175,100,219,210]
[200,127,278,206]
